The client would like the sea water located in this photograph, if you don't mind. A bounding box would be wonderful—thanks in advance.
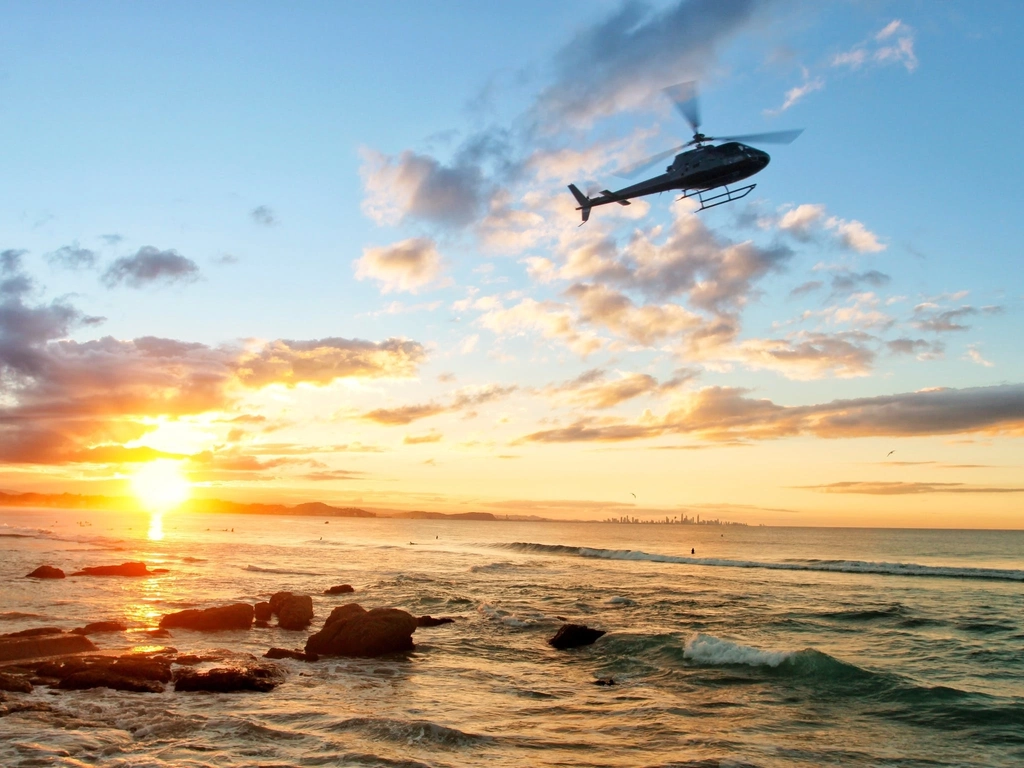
[1,508,1022,767]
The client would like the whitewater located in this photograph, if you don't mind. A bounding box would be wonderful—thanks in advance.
[1,509,1022,767]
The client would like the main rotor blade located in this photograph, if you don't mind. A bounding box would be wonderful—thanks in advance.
[615,144,686,180]
[713,129,804,145]
[663,81,700,134]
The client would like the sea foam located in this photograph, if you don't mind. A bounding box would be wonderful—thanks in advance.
[684,633,795,668]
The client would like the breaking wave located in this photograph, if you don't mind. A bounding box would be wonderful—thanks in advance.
[497,542,1024,582]
[244,564,320,576]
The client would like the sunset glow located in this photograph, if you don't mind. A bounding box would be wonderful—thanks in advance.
[130,462,190,513]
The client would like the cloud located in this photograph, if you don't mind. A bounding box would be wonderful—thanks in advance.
[832,19,918,73]
[830,270,890,295]
[965,344,994,368]
[912,304,976,333]
[361,383,517,426]
[535,0,762,127]
[553,370,671,409]
[827,216,885,253]
[734,331,876,379]
[251,205,277,226]
[46,243,97,270]
[0,257,431,465]
[355,237,445,294]
[235,337,425,388]
[360,133,513,229]
[778,204,826,240]
[765,71,824,115]
[518,383,1024,444]
[797,481,1024,495]
[479,297,604,357]
[566,283,703,346]
[100,234,123,246]
[404,431,443,445]
[776,205,885,251]
[101,246,200,289]
[789,280,823,298]
[886,337,944,360]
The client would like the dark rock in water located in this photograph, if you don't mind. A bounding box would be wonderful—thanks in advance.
[2,627,64,638]
[277,594,313,630]
[0,672,33,693]
[548,624,606,650]
[324,584,354,595]
[58,668,164,693]
[159,603,254,631]
[264,647,318,662]
[417,615,455,628]
[109,658,172,683]
[254,601,273,622]
[593,677,616,686]
[174,665,283,693]
[143,628,172,639]
[268,591,294,616]
[0,701,53,717]
[0,633,96,662]
[70,562,158,577]
[26,565,65,579]
[72,621,128,635]
[305,603,417,658]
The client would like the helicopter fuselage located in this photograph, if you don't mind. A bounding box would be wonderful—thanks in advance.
[569,142,770,221]
[610,142,768,201]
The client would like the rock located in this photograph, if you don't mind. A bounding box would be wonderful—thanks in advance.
[2,627,64,638]
[324,584,354,595]
[0,701,53,717]
[268,591,294,616]
[159,603,254,631]
[254,601,272,622]
[416,615,455,628]
[264,647,318,662]
[305,604,417,658]
[548,624,606,650]
[277,594,313,630]
[142,629,172,639]
[174,665,283,693]
[0,633,97,662]
[70,562,158,577]
[109,658,172,683]
[26,565,65,579]
[593,677,616,686]
[58,668,164,693]
[0,672,33,693]
[72,621,128,635]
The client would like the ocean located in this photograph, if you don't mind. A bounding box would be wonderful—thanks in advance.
[1,508,1022,767]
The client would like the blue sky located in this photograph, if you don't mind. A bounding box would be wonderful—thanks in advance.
[1,1,1022,526]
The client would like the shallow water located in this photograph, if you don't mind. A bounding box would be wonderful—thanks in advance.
[1,508,1022,767]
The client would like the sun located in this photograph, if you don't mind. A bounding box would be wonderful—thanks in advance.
[130,461,191,512]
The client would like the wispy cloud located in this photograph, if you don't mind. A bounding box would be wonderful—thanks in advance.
[251,205,277,226]
[797,481,1024,495]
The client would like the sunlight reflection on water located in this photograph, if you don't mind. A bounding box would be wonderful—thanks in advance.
[148,513,164,541]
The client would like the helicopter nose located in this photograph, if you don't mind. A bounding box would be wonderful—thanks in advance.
[756,150,770,168]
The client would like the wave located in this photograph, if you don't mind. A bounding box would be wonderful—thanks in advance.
[0,611,44,621]
[328,716,493,748]
[244,565,320,576]
[497,542,1024,582]
[0,524,53,538]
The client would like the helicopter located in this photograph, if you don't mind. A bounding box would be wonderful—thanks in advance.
[568,82,803,224]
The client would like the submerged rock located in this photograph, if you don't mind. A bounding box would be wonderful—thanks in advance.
[593,677,616,686]
[548,624,606,650]
[416,615,455,627]
[174,664,283,693]
[324,584,354,595]
[0,633,96,662]
[142,628,172,639]
[277,594,313,630]
[26,565,65,579]
[0,672,33,693]
[58,668,165,693]
[159,603,254,631]
[254,601,272,622]
[305,603,417,658]
[2,627,64,638]
[70,562,166,577]
[72,621,127,635]
[264,647,318,662]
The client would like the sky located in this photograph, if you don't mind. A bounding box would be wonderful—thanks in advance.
[1,0,1022,528]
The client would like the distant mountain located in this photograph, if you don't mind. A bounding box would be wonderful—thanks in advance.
[0,491,374,518]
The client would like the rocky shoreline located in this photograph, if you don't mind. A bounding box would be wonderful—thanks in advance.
[1,561,608,709]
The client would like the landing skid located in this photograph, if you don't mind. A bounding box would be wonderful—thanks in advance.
[679,183,755,211]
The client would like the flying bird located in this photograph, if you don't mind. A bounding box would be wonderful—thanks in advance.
[886,450,895,457]
[630,492,636,499]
